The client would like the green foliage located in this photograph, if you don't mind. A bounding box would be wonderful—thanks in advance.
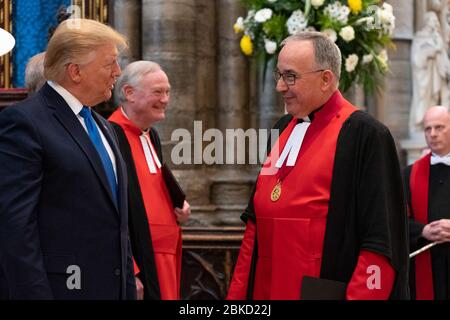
[234,0,396,95]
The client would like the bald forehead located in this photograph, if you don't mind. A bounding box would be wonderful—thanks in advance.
[279,40,315,68]
[282,39,314,55]
[424,106,450,123]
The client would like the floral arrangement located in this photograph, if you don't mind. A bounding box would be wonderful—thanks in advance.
[233,0,396,94]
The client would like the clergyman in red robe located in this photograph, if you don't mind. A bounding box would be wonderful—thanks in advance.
[227,32,409,300]
[109,61,191,300]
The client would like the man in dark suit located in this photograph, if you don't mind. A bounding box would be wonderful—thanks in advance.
[0,18,136,300]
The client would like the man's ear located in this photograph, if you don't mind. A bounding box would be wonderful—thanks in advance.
[320,70,334,91]
[122,84,135,103]
[66,63,82,83]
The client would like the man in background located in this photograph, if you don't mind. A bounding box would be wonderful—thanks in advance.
[109,60,190,300]
[25,52,46,95]
[406,105,450,300]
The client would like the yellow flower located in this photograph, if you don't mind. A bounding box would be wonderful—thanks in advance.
[348,0,362,14]
[240,35,253,56]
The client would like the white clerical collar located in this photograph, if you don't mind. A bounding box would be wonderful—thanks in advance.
[430,152,450,166]
[120,107,161,173]
[275,118,311,168]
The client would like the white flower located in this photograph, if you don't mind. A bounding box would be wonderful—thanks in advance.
[311,0,325,8]
[324,2,350,24]
[382,2,393,13]
[376,49,389,71]
[378,49,388,63]
[286,10,308,35]
[355,16,374,27]
[254,8,273,23]
[339,25,355,42]
[345,54,359,72]
[322,28,337,42]
[267,0,278,3]
[362,54,374,64]
[264,38,277,54]
[236,17,244,28]
[380,10,395,35]
[233,17,245,33]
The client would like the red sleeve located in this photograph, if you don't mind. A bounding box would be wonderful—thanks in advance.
[226,220,256,300]
[346,250,395,300]
[132,257,140,276]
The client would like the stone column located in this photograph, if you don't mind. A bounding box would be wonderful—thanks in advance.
[415,0,428,31]
[256,59,284,130]
[111,0,141,67]
[211,0,255,226]
[142,0,197,141]
[216,0,248,131]
[381,0,420,165]
[142,0,213,225]
[195,0,217,127]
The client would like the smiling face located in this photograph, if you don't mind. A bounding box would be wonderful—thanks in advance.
[276,40,333,118]
[124,70,171,129]
[78,43,121,106]
[423,107,450,157]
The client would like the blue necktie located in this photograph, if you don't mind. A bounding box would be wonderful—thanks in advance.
[79,106,118,206]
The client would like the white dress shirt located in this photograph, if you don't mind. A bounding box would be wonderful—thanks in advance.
[47,81,117,181]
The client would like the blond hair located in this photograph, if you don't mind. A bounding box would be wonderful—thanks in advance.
[44,19,128,82]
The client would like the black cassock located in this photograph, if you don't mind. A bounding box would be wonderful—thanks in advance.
[111,122,162,300]
[405,163,450,299]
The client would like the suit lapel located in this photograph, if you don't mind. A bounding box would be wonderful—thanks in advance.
[42,84,118,213]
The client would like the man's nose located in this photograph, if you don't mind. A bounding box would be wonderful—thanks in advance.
[276,78,288,92]
[161,93,170,103]
[113,60,121,77]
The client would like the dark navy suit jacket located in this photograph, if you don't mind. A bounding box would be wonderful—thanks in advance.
[0,83,136,299]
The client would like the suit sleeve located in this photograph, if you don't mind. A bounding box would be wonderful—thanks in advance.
[0,107,53,299]
[126,238,137,300]
[226,220,256,300]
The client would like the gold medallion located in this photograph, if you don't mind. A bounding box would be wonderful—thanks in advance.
[271,180,282,202]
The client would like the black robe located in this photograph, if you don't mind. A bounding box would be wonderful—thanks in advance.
[242,111,410,299]
[405,163,450,299]
[110,122,162,300]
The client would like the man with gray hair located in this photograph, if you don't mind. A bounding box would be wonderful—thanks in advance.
[109,60,190,300]
[228,31,409,300]
[24,52,46,95]
[405,105,450,300]
[0,19,136,299]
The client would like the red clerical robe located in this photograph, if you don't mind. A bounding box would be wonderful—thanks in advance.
[109,109,181,300]
[408,153,434,300]
[227,91,396,300]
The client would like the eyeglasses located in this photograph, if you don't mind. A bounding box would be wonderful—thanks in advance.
[273,69,324,86]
